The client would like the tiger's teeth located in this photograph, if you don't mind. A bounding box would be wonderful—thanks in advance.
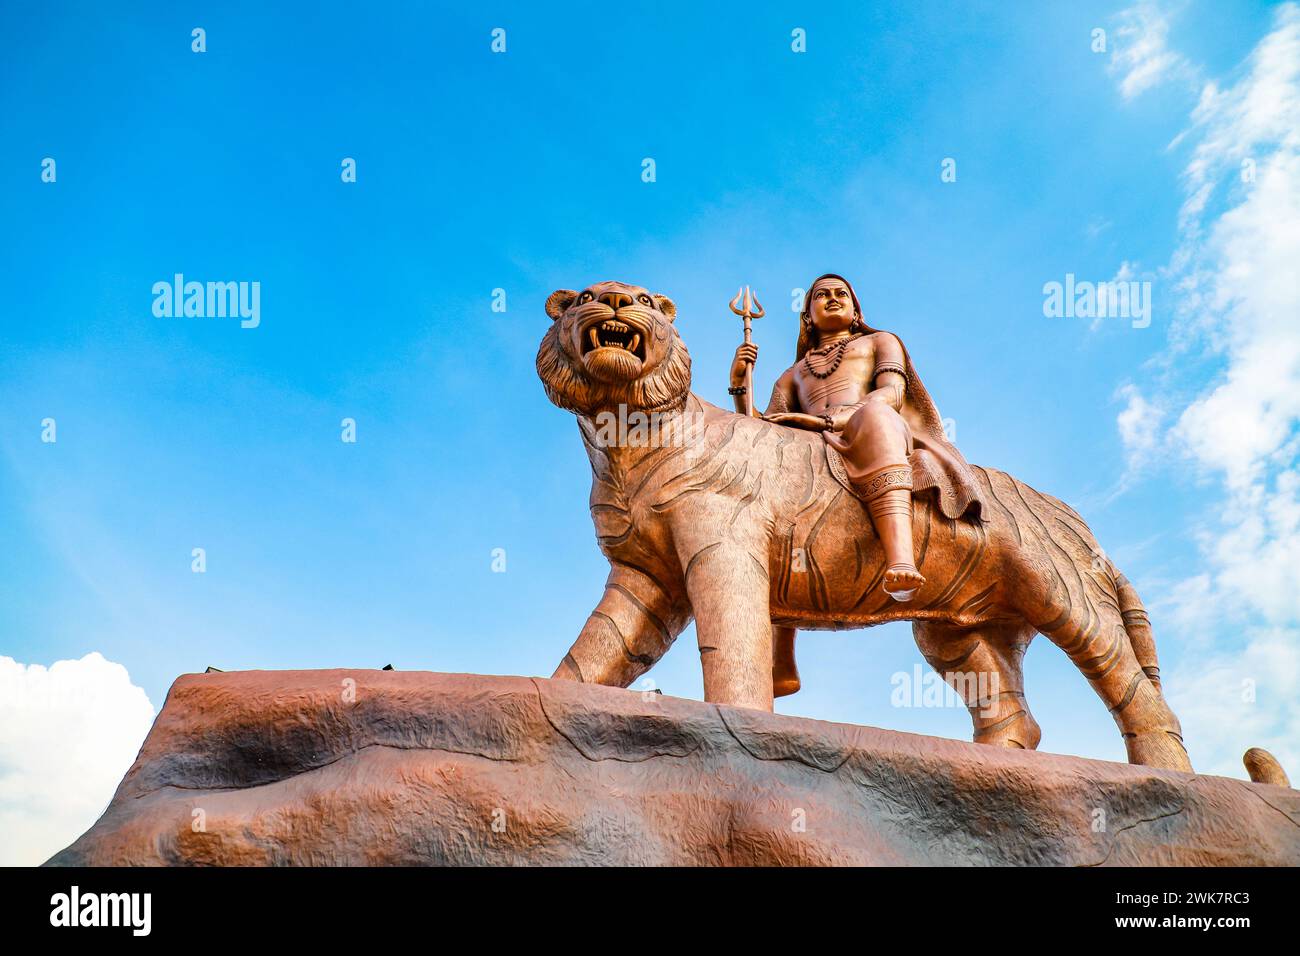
[588,328,601,349]
[629,333,640,353]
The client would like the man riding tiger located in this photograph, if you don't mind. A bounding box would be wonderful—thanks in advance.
[729,273,983,602]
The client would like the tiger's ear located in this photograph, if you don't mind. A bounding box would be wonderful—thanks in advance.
[545,289,578,321]
[653,294,677,323]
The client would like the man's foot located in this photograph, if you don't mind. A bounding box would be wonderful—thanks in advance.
[883,564,925,602]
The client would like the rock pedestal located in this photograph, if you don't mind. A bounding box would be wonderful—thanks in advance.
[47,670,1300,866]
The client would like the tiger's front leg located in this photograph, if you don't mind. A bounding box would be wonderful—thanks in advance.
[676,530,775,712]
[551,563,686,688]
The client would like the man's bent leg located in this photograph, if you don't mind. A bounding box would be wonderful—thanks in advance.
[857,465,925,600]
[826,404,926,601]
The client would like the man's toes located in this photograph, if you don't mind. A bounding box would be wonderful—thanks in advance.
[884,566,925,589]
[883,567,925,602]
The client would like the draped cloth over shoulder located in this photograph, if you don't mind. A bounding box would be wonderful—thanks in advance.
[798,274,984,523]
[877,333,983,522]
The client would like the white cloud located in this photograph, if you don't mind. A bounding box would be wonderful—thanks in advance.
[1171,151,1300,487]
[1166,630,1300,778]
[1147,572,1220,645]
[1115,382,1165,471]
[0,653,155,866]
[1110,1,1198,99]
[1119,3,1300,777]
[1165,2,1300,612]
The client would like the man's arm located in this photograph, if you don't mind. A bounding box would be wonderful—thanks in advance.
[865,332,906,410]
[728,342,805,420]
[729,342,782,418]
[761,370,799,417]
[762,371,833,430]
[825,333,906,430]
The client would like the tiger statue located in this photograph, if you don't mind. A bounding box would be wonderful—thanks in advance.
[535,279,1288,781]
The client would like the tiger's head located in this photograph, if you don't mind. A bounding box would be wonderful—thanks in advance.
[537,280,692,417]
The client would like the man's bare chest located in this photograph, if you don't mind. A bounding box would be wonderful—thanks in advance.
[793,348,877,410]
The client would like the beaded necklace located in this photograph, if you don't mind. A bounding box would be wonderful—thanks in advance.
[802,334,858,379]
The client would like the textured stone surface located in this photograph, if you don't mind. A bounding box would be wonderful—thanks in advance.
[47,670,1300,866]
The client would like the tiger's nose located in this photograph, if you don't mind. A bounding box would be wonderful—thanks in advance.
[599,291,634,310]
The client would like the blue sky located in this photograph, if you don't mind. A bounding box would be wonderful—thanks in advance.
[3,1,1299,861]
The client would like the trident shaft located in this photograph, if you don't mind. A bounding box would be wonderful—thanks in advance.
[728,286,765,416]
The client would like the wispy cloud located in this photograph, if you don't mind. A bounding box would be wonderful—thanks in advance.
[1109,0,1198,99]
[1084,215,1114,240]
[1115,2,1300,777]
[1115,381,1165,471]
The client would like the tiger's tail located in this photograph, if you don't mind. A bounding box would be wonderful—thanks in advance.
[1244,748,1292,787]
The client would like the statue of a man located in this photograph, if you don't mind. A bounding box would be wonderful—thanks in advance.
[729,273,984,600]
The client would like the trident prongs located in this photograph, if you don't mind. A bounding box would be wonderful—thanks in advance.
[729,286,764,322]
[726,285,764,417]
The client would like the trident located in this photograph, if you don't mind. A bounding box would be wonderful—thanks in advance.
[728,285,764,416]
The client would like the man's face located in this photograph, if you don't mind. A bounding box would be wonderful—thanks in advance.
[809,278,855,334]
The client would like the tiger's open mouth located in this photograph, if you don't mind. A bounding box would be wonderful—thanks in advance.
[580,317,647,361]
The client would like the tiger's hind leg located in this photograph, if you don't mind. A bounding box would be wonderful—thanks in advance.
[973,466,1191,770]
[912,621,1042,750]
[1034,600,1191,772]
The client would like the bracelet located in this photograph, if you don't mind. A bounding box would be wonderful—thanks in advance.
[821,414,834,429]
[728,386,748,396]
